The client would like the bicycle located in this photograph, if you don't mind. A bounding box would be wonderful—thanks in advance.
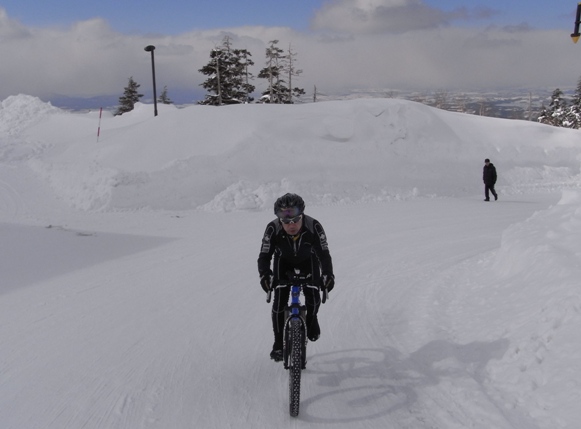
[267,270,329,417]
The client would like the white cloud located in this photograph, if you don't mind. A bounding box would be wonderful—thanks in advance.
[311,0,450,34]
[0,5,580,102]
[0,8,31,39]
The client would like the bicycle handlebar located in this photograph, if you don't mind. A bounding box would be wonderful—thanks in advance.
[266,276,330,304]
[278,272,313,285]
[275,280,312,287]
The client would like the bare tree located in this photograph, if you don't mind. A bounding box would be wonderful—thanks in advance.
[478,98,493,116]
[432,90,449,110]
[454,93,467,113]
[258,40,305,104]
[285,44,305,103]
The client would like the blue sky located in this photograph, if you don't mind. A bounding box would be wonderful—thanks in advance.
[0,0,572,34]
[424,0,572,30]
[0,0,579,105]
[0,0,326,33]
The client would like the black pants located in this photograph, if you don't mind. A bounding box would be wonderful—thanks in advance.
[485,183,497,200]
[271,284,320,348]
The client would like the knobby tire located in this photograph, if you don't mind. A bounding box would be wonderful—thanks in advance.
[288,318,303,417]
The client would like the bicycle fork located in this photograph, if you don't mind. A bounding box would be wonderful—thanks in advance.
[283,286,307,369]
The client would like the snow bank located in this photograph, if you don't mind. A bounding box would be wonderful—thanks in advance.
[456,190,581,427]
[491,191,581,427]
[1,94,581,212]
[0,94,60,136]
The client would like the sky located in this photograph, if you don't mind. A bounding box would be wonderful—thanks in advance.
[0,0,580,106]
[1,94,581,428]
[0,0,572,33]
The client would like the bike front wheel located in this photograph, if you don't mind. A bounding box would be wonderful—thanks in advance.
[288,318,303,417]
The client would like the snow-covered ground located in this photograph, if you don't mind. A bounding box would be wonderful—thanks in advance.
[1,94,581,428]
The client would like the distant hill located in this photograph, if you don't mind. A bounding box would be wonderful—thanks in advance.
[44,87,573,121]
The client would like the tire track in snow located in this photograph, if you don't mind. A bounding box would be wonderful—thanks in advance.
[0,178,27,219]
[316,197,556,428]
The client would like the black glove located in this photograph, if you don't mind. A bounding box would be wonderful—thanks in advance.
[260,273,272,293]
[322,273,335,292]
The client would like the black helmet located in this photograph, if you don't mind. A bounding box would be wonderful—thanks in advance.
[273,193,305,217]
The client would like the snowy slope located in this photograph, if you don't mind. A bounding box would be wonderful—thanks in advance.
[1,95,581,428]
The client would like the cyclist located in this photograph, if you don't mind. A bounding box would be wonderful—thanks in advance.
[258,193,335,361]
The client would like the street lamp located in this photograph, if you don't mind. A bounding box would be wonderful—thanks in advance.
[572,3,581,43]
[144,45,158,116]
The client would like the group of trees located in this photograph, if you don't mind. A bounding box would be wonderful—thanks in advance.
[115,78,172,116]
[197,36,255,105]
[115,36,305,114]
[256,39,305,104]
[117,37,581,124]
[197,37,305,106]
[537,76,581,129]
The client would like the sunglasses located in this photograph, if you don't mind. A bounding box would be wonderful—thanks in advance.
[279,214,303,224]
[276,207,301,218]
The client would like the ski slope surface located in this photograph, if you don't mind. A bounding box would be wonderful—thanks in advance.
[1,95,581,428]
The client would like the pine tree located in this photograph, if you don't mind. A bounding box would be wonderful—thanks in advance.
[235,48,255,103]
[537,103,549,124]
[198,36,255,105]
[538,88,567,127]
[115,77,143,116]
[258,40,286,103]
[158,86,173,105]
[565,76,581,128]
[258,40,304,104]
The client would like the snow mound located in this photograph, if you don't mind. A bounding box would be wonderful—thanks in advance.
[2,95,581,212]
[484,190,581,426]
[0,94,60,135]
[199,180,293,212]
[28,159,119,211]
[493,190,581,279]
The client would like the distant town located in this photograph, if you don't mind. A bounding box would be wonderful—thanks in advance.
[47,87,570,123]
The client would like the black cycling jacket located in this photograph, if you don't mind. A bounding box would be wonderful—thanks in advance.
[257,214,333,286]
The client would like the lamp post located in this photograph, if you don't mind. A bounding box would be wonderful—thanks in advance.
[144,45,158,116]
[572,2,581,43]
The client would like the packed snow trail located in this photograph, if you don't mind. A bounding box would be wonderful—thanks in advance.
[0,193,558,429]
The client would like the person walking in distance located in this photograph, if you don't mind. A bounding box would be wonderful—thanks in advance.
[257,193,335,362]
[483,158,498,201]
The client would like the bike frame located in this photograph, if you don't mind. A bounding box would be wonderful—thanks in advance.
[265,271,329,417]
[283,284,307,370]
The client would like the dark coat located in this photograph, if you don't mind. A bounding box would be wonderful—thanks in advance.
[483,163,497,185]
[257,214,333,287]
